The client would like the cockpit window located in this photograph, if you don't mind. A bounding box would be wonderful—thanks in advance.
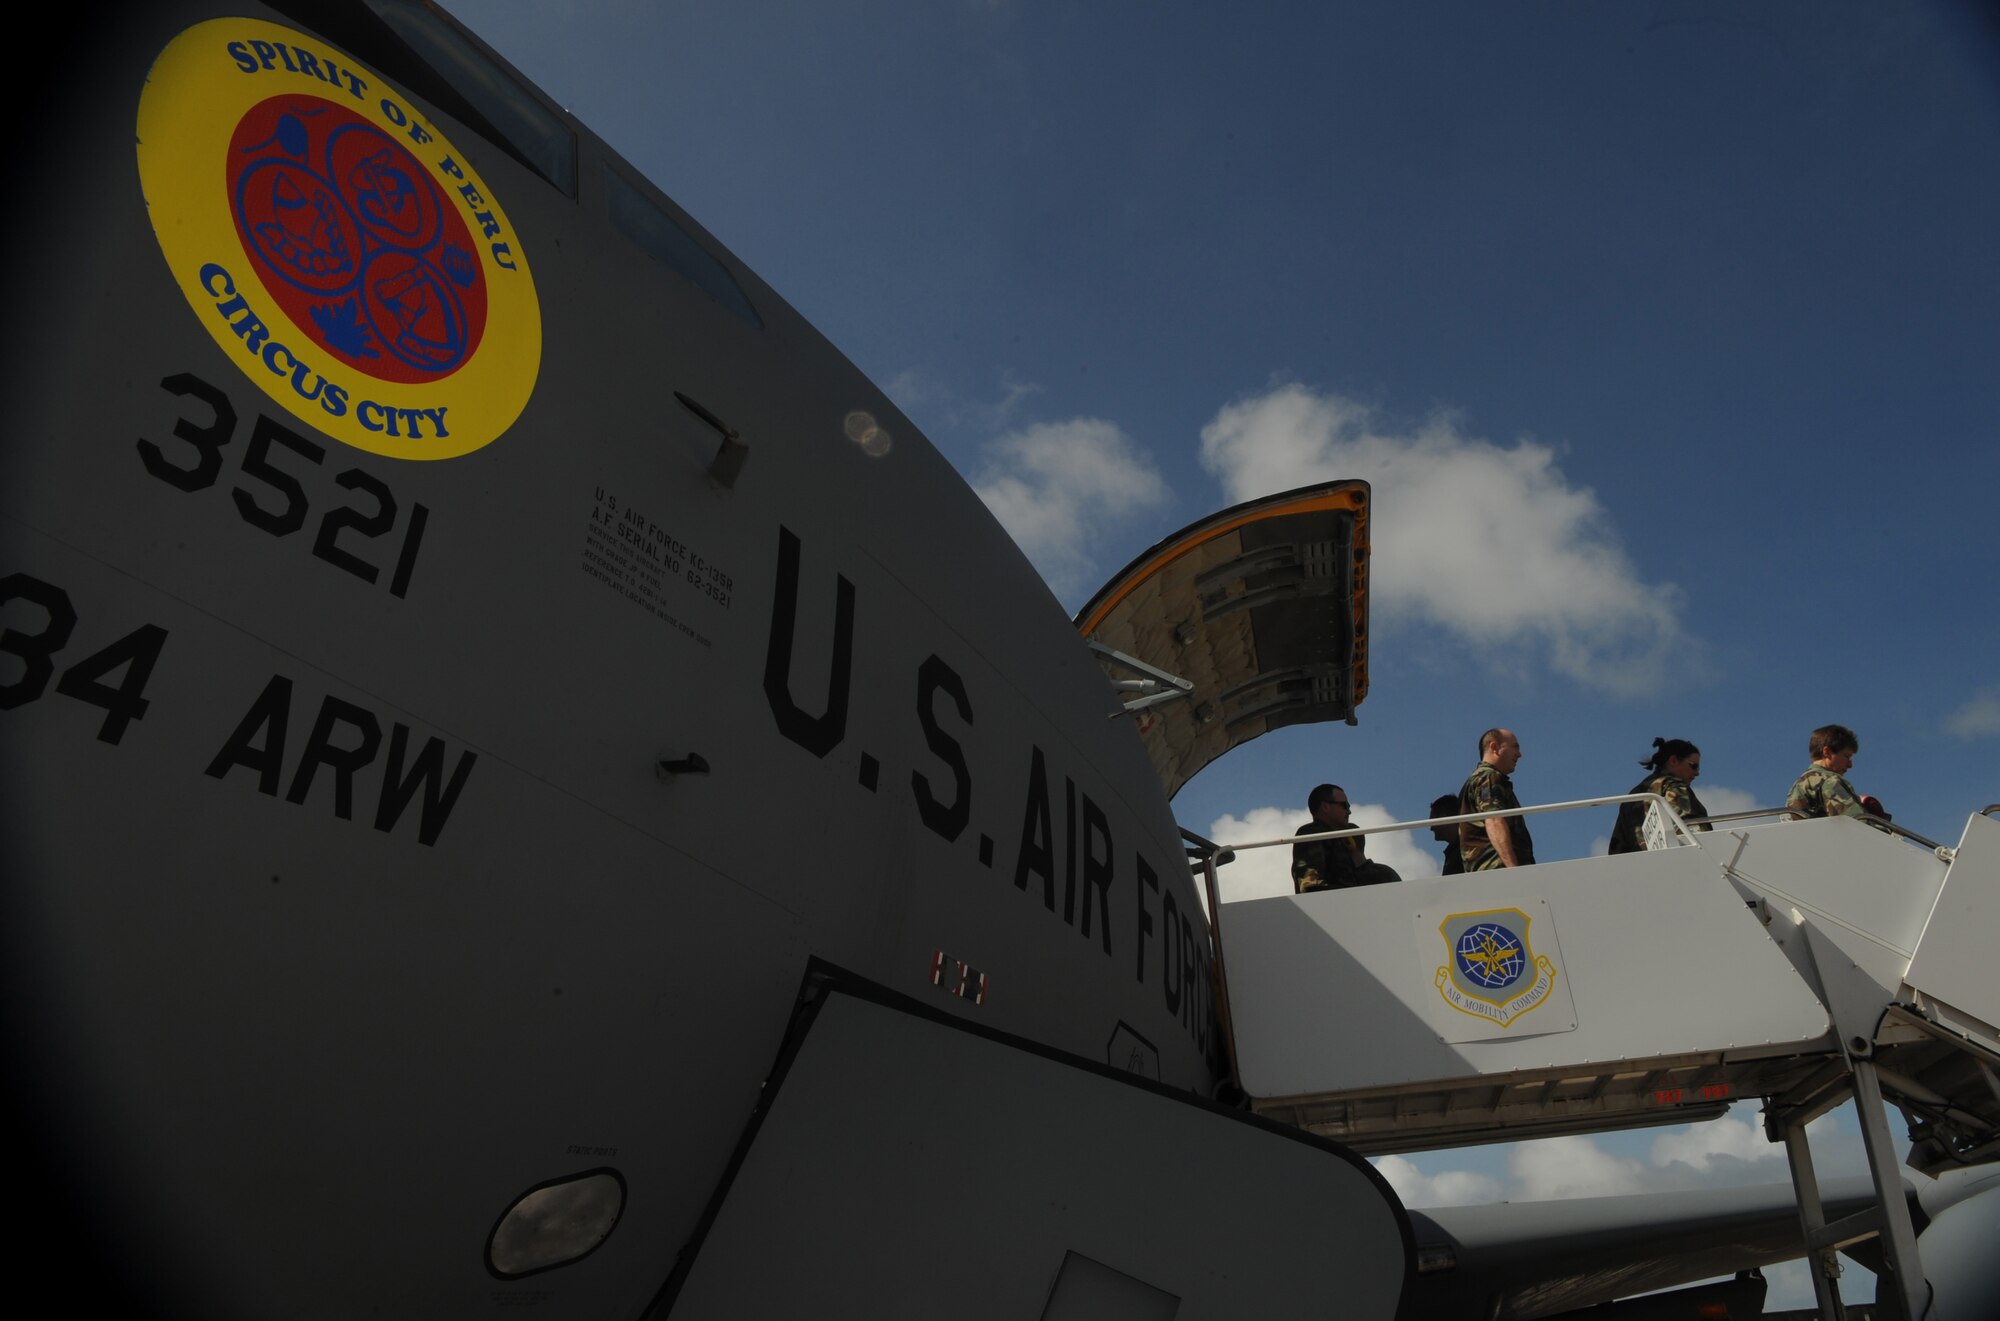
[605,163,764,330]
[362,0,578,196]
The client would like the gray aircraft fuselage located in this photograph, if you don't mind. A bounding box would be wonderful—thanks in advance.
[1,3,1255,1316]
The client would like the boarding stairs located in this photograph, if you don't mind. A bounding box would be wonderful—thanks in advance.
[1192,801,2000,1320]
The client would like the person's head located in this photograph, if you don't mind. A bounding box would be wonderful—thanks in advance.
[1642,737,1701,782]
[1808,724,1858,773]
[1429,793,1459,842]
[1480,728,1521,774]
[1307,783,1352,825]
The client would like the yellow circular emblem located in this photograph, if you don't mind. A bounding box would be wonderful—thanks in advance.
[137,18,541,460]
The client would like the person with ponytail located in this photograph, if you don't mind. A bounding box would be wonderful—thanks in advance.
[1608,737,1709,854]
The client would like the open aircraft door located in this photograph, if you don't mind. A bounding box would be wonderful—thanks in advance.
[1076,481,1370,800]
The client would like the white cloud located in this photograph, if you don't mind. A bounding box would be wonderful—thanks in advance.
[1198,383,1691,695]
[1758,1256,1876,1312]
[1650,1110,1855,1186]
[1371,1154,1503,1208]
[1649,1112,1777,1173]
[1760,1259,1822,1312]
[1371,1109,1866,1221]
[882,368,1041,439]
[1697,783,1760,817]
[1945,685,2000,740]
[1353,804,1443,880]
[1508,1134,1651,1199]
[1205,806,1301,901]
[972,417,1170,602]
[1206,802,1442,904]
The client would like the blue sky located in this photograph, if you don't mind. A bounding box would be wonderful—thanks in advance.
[447,0,2000,858]
[445,1,1995,1306]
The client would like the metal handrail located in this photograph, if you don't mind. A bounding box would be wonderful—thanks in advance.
[1217,795,1949,864]
[1238,791,1693,855]
[1688,806,1945,852]
[1710,807,1946,853]
[1855,817,1944,851]
[1178,824,1229,861]
[1685,807,1795,826]
[1195,851,1244,1097]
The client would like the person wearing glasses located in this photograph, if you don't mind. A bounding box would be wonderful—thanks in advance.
[1292,783,1399,891]
[1608,737,1709,853]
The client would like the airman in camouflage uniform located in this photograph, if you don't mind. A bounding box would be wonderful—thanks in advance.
[1292,782,1400,890]
[1459,728,1534,870]
[1786,724,1867,820]
[1651,773,1704,822]
[1292,820,1365,891]
[1609,737,1709,853]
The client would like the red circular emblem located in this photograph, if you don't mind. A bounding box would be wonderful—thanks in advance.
[228,95,489,384]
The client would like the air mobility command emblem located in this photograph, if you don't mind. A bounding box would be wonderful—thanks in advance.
[137,18,542,460]
[1435,908,1558,1027]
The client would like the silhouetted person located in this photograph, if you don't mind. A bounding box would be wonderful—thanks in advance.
[1292,783,1400,891]
[1429,793,1464,874]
